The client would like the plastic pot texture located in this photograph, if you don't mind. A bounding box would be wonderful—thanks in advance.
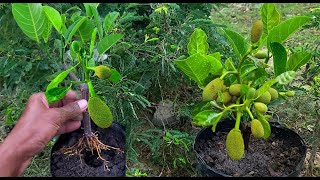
[193,119,307,177]
[50,122,126,177]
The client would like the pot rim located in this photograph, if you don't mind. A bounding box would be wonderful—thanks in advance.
[193,119,307,177]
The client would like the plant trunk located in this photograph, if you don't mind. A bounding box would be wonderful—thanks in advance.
[241,122,251,151]
[81,83,92,137]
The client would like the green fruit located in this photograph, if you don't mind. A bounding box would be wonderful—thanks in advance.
[254,102,268,114]
[222,91,232,105]
[246,87,256,100]
[88,96,113,128]
[253,50,268,59]
[255,91,271,104]
[286,91,295,97]
[94,65,112,79]
[202,78,226,101]
[226,128,245,160]
[229,84,241,97]
[268,88,279,101]
[251,20,263,43]
[251,119,264,138]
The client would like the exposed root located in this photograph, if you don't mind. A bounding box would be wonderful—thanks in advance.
[55,132,124,171]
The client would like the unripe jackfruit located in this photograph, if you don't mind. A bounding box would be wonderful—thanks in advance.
[286,91,295,97]
[268,88,278,101]
[222,91,232,105]
[246,87,256,100]
[226,128,244,160]
[255,91,271,104]
[254,102,268,114]
[202,78,226,102]
[88,96,113,128]
[94,65,112,79]
[253,50,268,59]
[251,20,263,43]
[229,84,241,97]
[251,119,264,138]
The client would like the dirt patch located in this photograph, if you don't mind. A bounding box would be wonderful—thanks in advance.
[50,123,126,177]
[195,121,306,177]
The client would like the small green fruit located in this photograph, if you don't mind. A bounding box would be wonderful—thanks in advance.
[88,96,113,128]
[251,20,263,43]
[251,119,264,138]
[254,102,268,114]
[94,65,112,79]
[226,128,245,160]
[268,88,279,101]
[246,87,256,100]
[253,50,268,59]
[202,78,226,101]
[255,91,271,104]
[229,84,241,97]
[286,91,295,97]
[222,91,232,105]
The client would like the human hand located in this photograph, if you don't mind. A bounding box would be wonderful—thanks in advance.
[0,90,87,176]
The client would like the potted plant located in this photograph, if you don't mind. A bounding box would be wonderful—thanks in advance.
[174,3,311,177]
[11,3,126,176]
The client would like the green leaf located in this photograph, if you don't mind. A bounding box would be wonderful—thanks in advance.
[43,5,62,32]
[260,3,280,37]
[83,3,93,18]
[193,110,223,128]
[286,51,312,71]
[208,52,221,62]
[12,3,46,43]
[240,63,258,80]
[206,55,223,76]
[270,42,287,76]
[192,101,212,118]
[224,57,236,71]
[46,64,78,91]
[187,28,209,56]
[70,41,81,61]
[108,69,121,83]
[256,111,271,139]
[88,58,95,68]
[254,78,278,99]
[5,108,14,126]
[276,71,296,85]
[97,33,124,55]
[175,53,211,87]
[104,11,120,34]
[42,19,52,43]
[45,85,72,104]
[75,18,94,43]
[64,16,86,47]
[90,4,103,40]
[267,16,311,49]
[223,28,249,60]
[90,28,97,57]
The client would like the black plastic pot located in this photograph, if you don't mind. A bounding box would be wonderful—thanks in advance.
[193,119,307,177]
[50,122,126,177]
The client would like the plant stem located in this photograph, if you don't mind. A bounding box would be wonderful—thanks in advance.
[246,106,254,120]
[235,100,242,130]
[81,83,92,136]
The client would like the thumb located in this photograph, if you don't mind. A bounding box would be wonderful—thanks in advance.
[55,99,88,123]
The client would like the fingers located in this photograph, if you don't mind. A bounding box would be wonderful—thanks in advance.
[53,99,87,125]
[49,90,80,108]
[56,121,81,135]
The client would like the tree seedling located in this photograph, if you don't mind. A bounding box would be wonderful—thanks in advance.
[12,3,124,170]
[175,3,312,160]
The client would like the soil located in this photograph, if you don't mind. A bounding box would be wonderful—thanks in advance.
[194,121,306,177]
[50,123,126,177]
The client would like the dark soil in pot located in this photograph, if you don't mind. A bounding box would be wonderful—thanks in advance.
[50,122,126,177]
[194,119,306,177]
